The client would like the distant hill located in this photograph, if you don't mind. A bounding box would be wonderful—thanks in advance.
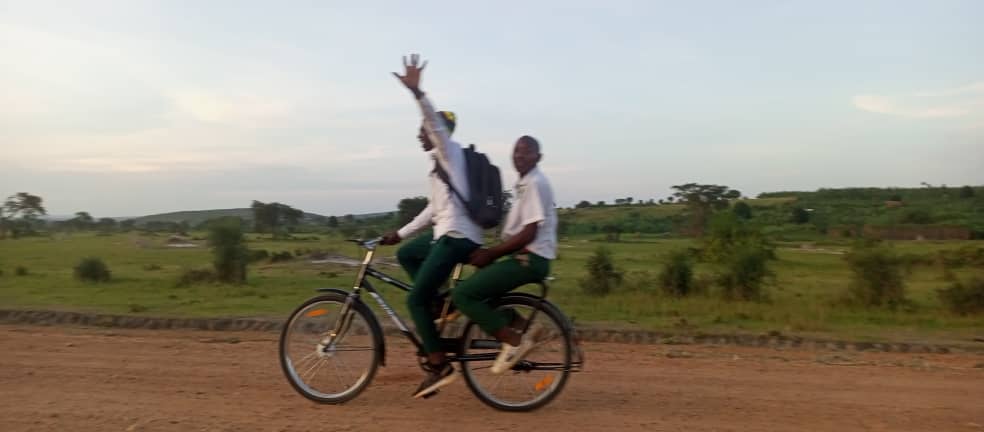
[559,186,984,239]
[128,208,395,226]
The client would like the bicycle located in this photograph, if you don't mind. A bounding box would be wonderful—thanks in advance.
[278,238,584,411]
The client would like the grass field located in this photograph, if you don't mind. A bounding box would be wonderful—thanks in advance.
[1,232,982,342]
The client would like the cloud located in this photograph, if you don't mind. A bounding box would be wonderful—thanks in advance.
[170,90,293,126]
[853,82,984,119]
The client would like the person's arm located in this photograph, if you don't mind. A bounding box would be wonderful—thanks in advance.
[392,54,456,172]
[381,204,433,245]
[469,179,549,267]
[469,224,538,268]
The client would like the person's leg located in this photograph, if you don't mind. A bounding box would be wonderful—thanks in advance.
[407,235,478,356]
[453,254,549,345]
[396,232,433,281]
[407,235,478,398]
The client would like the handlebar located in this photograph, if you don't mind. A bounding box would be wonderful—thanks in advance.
[346,237,383,250]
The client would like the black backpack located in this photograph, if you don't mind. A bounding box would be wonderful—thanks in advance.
[434,144,504,229]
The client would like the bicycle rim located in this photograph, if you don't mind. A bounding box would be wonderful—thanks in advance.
[460,298,572,411]
[279,294,380,403]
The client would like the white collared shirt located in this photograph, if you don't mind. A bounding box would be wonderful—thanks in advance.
[396,95,483,244]
[502,166,557,259]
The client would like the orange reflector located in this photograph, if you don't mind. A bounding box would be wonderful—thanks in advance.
[305,309,328,317]
[534,375,554,392]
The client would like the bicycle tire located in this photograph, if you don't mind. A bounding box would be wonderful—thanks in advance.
[459,295,574,412]
[279,292,383,404]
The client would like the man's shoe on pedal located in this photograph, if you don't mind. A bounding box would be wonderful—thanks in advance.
[412,361,457,399]
[490,323,545,374]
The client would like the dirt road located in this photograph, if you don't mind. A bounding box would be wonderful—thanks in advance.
[1,325,982,431]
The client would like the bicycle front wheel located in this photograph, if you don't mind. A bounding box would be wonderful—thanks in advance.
[459,295,574,411]
[279,292,382,404]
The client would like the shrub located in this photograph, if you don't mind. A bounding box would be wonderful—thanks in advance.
[74,257,111,282]
[717,244,772,301]
[142,263,162,271]
[732,201,753,220]
[844,242,907,308]
[15,266,29,276]
[270,251,294,263]
[208,219,247,283]
[900,209,933,224]
[579,246,622,296]
[176,268,217,287]
[702,213,774,263]
[938,277,984,315]
[248,249,270,263]
[659,249,695,297]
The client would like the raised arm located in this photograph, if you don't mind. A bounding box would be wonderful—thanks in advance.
[393,54,455,170]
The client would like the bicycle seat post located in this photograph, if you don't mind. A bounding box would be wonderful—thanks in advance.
[436,263,464,334]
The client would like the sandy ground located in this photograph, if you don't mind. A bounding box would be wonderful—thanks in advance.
[1,325,982,432]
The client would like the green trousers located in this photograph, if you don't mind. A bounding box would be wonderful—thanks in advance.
[452,252,550,335]
[397,233,478,354]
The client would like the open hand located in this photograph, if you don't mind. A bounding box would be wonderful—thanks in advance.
[392,53,427,92]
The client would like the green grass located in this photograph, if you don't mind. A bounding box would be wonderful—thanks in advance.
[1,232,982,342]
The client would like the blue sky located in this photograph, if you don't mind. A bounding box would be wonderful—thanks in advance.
[1,0,982,217]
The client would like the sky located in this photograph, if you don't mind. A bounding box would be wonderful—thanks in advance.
[1,0,982,218]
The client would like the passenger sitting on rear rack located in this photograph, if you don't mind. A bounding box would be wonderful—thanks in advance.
[453,134,558,375]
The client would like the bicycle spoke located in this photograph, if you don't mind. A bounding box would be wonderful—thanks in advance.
[327,356,349,389]
[292,351,319,371]
[301,358,326,383]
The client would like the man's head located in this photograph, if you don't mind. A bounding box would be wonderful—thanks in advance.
[418,111,456,151]
[512,135,541,176]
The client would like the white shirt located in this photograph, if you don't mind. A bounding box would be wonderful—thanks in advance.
[502,166,557,259]
[396,95,484,245]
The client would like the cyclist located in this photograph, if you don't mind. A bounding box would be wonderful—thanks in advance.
[381,54,482,398]
[452,135,557,374]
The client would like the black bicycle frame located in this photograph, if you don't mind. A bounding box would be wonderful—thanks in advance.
[331,240,567,368]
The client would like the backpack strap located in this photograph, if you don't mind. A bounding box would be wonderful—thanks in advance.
[433,159,468,207]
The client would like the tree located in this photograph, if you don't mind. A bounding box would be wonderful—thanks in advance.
[732,201,753,220]
[614,198,626,205]
[97,217,118,231]
[671,183,740,236]
[251,200,304,237]
[327,216,339,228]
[602,223,623,242]
[3,192,47,220]
[725,190,741,199]
[575,200,592,209]
[790,207,810,224]
[343,214,356,224]
[2,192,46,238]
[120,219,137,231]
[666,197,675,203]
[626,197,634,205]
[70,212,95,230]
[960,186,975,198]
[596,201,605,207]
[397,196,429,226]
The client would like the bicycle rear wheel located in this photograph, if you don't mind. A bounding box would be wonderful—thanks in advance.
[459,295,573,411]
[279,292,382,403]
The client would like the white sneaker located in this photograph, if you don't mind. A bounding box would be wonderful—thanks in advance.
[490,324,544,374]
